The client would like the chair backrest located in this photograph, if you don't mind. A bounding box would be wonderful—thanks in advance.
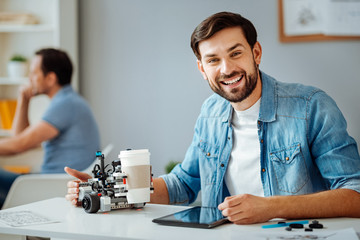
[2,174,73,209]
[2,143,114,209]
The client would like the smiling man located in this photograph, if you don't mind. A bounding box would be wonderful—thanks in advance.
[65,12,360,224]
[197,27,261,110]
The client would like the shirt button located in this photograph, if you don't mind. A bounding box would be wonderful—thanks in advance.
[260,139,264,143]
[262,168,266,172]
[207,152,211,156]
[220,163,224,167]
[286,157,289,161]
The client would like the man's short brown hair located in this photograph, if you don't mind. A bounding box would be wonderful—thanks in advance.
[190,12,258,60]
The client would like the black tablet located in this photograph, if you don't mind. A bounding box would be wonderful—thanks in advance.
[152,206,230,229]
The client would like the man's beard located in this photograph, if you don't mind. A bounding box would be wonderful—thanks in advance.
[208,62,259,103]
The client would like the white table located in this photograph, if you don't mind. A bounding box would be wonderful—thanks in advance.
[0,198,359,240]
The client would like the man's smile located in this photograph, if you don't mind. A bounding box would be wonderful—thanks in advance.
[221,75,243,86]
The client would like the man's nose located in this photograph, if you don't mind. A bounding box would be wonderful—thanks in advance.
[220,60,236,75]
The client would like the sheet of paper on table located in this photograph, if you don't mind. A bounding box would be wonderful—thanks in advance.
[0,210,60,227]
[230,227,359,240]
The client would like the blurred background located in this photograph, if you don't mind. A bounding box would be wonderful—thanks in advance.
[1,0,359,177]
[79,0,360,177]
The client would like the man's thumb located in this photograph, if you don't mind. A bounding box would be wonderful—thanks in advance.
[64,166,91,182]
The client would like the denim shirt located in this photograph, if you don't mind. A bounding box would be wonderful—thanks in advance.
[161,71,360,207]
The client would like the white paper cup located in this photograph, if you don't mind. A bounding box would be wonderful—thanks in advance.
[118,149,151,204]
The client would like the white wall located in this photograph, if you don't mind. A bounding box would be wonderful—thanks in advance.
[79,0,360,177]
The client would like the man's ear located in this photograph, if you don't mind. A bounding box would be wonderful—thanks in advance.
[45,72,58,87]
[252,41,262,65]
[197,60,208,80]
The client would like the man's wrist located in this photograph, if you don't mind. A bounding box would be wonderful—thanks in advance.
[266,195,287,219]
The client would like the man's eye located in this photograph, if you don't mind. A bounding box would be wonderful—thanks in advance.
[208,58,219,64]
[231,51,241,57]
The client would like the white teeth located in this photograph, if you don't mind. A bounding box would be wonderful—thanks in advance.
[223,76,242,85]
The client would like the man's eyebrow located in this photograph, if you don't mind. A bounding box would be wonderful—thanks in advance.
[203,43,246,59]
[203,53,217,59]
[227,43,245,52]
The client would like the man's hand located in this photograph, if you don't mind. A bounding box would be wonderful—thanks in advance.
[18,84,36,102]
[64,167,91,207]
[218,194,274,224]
[12,84,36,135]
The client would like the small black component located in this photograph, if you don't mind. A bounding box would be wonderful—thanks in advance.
[289,223,304,228]
[309,223,323,229]
[277,221,286,224]
[112,159,121,167]
[305,228,313,232]
[311,220,319,224]
[285,227,292,231]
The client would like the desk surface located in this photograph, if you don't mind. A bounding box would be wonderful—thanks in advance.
[0,198,359,240]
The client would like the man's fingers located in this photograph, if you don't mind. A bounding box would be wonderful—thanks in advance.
[65,193,78,201]
[64,166,91,182]
[64,167,89,207]
[68,197,81,207]
[73,199,82,207]
[218,195,238,210]
[220,205,242,217]
[67,180,79,188]
[218,202,226,211]
[65,192,81,207]
[67,185,79,194]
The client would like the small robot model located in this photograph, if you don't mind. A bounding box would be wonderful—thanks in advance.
[79,150,154,213]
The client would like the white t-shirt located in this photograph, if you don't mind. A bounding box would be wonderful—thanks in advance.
[225,99,264,197]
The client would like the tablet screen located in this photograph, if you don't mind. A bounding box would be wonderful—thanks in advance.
[152,206,229,229]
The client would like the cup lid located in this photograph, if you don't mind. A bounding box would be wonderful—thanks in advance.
[118,149,150,158]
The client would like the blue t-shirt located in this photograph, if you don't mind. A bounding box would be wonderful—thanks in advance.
[41,85,100,173]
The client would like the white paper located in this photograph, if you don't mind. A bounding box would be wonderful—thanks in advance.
[0,210,59,227]
[324,0,360,35]
[283,0,360,36]
[283,0,325,36]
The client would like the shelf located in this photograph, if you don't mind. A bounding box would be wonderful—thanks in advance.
[0,77,27,85]
[0,24,54,33]
[0,0,78,125]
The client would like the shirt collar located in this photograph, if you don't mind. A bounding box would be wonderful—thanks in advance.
[258,71,277,123]
[52,84,73,99]
[224,70,277,124]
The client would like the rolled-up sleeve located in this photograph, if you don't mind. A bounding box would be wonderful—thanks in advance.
[308,91,360,194]
[160,172,191,205]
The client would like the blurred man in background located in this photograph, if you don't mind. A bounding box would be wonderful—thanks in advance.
[0,48,100,209]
